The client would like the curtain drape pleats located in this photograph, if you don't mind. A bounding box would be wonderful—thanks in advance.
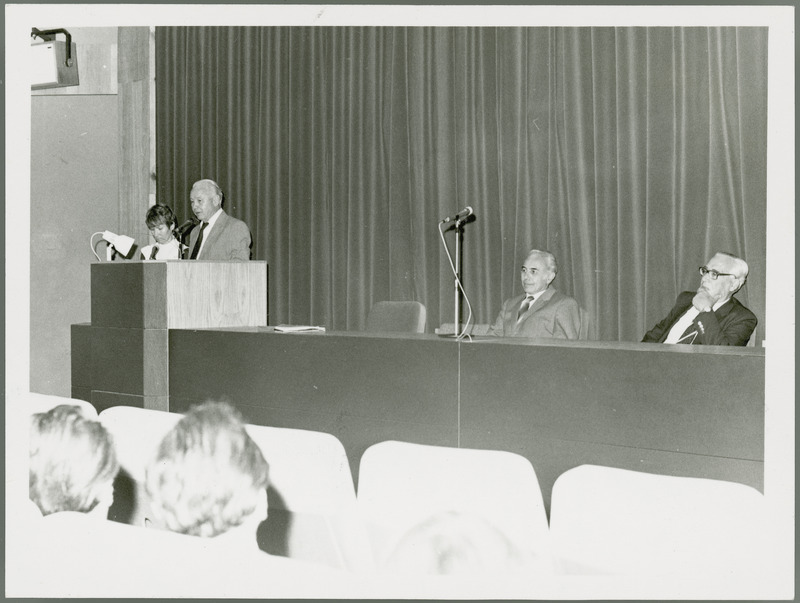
[156,26,767,342]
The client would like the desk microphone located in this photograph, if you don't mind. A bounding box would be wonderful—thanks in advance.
[440,206,473,223]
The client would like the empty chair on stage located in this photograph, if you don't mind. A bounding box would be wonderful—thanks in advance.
[549,464,769,576]
[366,301,426,334]
[357,440,554,573]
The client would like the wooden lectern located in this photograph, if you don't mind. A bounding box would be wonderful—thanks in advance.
[72,261,267,412]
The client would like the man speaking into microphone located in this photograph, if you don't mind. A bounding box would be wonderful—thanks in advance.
[487,249,582,339]
[186,179,252,261]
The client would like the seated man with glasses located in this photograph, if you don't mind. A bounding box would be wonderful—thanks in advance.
[642,251,757,346]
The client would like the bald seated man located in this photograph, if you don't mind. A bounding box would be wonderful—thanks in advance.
[488,249,582,339]
[642,251,757,346]
[187,179,252,260]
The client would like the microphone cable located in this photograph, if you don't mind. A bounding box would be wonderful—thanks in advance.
[437,219,474,341]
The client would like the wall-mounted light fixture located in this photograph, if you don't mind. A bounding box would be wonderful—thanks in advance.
[31,27,79,90]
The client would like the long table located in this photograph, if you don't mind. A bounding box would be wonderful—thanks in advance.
[164,329,764,511]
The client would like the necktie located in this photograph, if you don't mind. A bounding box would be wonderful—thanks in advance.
[149,245,159,260]
[517,296,535,320]
[677,321,699,344]
[189,222,208,260]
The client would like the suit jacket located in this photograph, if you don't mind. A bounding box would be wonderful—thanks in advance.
[641,290,757,346]
[188,210,251,261]
[488,287,582,339]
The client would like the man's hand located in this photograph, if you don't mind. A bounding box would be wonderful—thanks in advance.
[692,290,716,313]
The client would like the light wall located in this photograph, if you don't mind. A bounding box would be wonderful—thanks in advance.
[30,26,152,396]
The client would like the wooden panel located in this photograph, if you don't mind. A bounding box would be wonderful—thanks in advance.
[91,262,267,329]
[142,329,168,397]
[118,27,150,83]
[165,262,268,328]
[70,323,93,389]
[91,263,145,329]
[90,327,144,396]
[142,264,168,328]
[459,341,764,460]
[169,330,461,482]
[167,330,763,503]
[117,27,154,254]
[118,79,150,241]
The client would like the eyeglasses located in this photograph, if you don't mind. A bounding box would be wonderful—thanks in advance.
[699,266,735,280]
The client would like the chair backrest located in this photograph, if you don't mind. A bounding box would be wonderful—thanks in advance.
[357,440,554,572]
[366,301,426,333]
[549,464,768,575]
[20,392,98,418]
[14,511,351,598]
[98,405,373,572]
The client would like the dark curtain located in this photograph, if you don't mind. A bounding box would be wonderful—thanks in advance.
[155,27,767,343]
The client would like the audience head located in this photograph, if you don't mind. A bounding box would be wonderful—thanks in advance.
[145,401,269,540]
[29,404,119,517]
[521,249,557,297]
[385,511,536,576]
[145,204,177,244]
[699,252,749,301]
[190,179,224,222]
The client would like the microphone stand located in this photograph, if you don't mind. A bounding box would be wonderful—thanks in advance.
[437,210,474,338]
[453,217,465,334]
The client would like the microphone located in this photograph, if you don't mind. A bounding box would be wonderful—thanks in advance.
[441,206,473,223]
[174,217,199,236]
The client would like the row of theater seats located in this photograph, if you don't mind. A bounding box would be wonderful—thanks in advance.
[15,393,770,598]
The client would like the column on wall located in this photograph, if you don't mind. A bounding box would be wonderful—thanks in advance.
[118,27,155,251]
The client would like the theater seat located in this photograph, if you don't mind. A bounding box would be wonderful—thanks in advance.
[549,464,768,576]
[19,392,98,418]
[12,511,352,598]
[366,301,426,333]
[356,440,554,572]
[98,405,373,572]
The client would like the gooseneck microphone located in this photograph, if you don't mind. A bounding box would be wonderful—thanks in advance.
[175,217,199,236]
[440,206,473,223]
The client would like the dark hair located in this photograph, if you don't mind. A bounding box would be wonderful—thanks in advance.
[145,204,177,229]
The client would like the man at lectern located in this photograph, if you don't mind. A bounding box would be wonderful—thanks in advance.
[141,204,184,260]
[642,251,756,346]
[487,249,581,339]
[186,179,252,261]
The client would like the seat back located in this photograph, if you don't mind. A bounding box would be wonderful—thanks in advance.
[98,405,373,572]
[366,301,426,333]
[13,511,351,598]
[357,440,554,572]
[549,464,768,575]
[20,392,98,418]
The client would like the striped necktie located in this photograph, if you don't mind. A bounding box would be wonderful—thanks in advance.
[149,245,159,260]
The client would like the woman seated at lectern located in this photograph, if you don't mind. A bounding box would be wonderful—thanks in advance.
[141,204,184,260]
